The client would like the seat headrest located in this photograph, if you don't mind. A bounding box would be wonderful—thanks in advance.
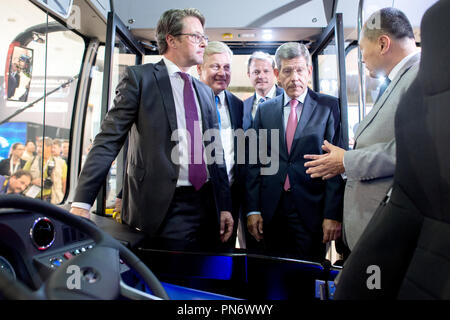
[419,0,450,95]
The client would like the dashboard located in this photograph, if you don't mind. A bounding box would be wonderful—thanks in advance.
[0,208,96,292]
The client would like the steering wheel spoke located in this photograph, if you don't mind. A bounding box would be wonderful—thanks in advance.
[0,195,169,300]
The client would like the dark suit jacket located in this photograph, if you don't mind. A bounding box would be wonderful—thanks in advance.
[74,60,232,237]
[222,90,245,230]
[246,88,345,233]
[7,73,19,98]
[243,86,284,130]
[0,158,26,176]
[223,90,244,184]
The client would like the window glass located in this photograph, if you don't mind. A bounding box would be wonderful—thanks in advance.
[0,0,84,203]
[82,37,140,213]
[317,40,339,98]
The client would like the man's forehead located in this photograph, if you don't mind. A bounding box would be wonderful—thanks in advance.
[181,16,203,32]
[250,59,273,69]
[280,56,308,68]
[19,176,31,183]
[206,52,231,64]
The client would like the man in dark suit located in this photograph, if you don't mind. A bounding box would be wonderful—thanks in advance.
[246,42,345,261]
[7,61,20,99]
[197,41,244,250]
[0,143,26,176]
[71,8,233,252]
[243,51,284,131]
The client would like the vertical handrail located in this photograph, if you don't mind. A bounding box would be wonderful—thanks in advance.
[357,0,366,124]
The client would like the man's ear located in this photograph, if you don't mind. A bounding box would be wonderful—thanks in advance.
[378,35,391,55]
[166,34,177,49]
[274,68,280,80]
[308,64,313,79]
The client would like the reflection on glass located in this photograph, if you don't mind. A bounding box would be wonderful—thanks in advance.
[0,2,83,204]
[318,43,338,98]
[82,38,138,214]
[23,136,67,204]
[7,46,33,102]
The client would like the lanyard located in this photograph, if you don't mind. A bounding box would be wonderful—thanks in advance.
[1,179,9,193]
[10,158,20,175]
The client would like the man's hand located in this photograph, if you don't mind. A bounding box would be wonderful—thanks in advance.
[114,198,122,214]
[70,207,90,219]
[247,214,264,242]
[322,219,342,243]
[220,211,234,243]
[304,140,346,179]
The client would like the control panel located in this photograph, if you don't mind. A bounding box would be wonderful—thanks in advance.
[34,240,96,269]
[33,240,129,274]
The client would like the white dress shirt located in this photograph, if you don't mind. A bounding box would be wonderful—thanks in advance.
[216,90,234,184]
[282,89,308,129]
[252,85,277,118]
[247,88,308,217]
[162,57,209,187]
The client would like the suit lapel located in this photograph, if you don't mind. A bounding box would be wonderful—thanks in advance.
[192,79,214,133]
[290,89,317,155]
[355,52,421,140]
[224,90,237,130]
[154,60,178,133]
[269,96,287,157]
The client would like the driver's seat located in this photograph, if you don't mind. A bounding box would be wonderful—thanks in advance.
[335,0,450,299]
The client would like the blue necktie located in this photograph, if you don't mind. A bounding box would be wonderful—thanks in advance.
[215,95,221,130]
[375,77,391,104]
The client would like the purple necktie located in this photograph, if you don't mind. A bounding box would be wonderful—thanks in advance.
[284,99,299,191]
[178,72,207,190]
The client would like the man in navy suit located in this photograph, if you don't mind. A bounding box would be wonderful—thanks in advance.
[197,41,244,250]
[246,42,345,261]
[71,9,233,252]
[7,60,20,99]
[243,51,284,131]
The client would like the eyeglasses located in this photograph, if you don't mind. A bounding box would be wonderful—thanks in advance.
[173,33,209,44]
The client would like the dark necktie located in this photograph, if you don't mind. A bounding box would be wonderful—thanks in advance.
[215,95,221,130]
[252,97,266,119]
[374,77,391,104]
[178,72,207,190]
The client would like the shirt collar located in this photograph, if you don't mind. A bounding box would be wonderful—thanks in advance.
[283,87,308,106]
[216,90,226,105]
[388,50,420,81]
[162,56,185,77]
[255,85,277,102]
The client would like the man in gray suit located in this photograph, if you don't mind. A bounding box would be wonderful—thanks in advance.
[70,8,233,251]
[304,7,420,250]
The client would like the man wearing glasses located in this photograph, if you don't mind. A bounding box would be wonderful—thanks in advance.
[71,8,233,252]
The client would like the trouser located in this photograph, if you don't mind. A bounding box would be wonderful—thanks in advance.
[263,191,326,262]
[151,182,220,252]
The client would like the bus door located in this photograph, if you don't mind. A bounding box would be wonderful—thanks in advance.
[310,13,349,150]
[309,13,349,265]
[84,12,145,217]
